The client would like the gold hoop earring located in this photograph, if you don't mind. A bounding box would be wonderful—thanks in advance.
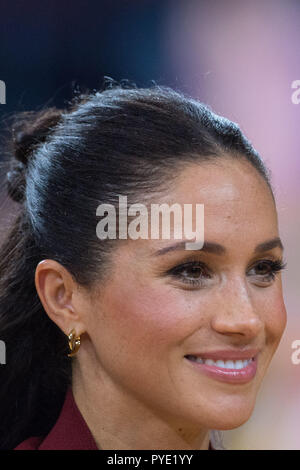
[67,329,81,357]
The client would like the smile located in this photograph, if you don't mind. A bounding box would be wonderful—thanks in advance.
[184,350,259,384]
[185,356,254,370]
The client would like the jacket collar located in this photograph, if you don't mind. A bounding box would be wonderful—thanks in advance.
[38,387,98,450]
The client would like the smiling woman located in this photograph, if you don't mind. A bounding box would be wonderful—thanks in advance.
[0,80,287,450]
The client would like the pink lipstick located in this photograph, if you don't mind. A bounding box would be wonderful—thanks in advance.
[184,349,259,384]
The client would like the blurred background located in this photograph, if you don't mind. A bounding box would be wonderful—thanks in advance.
[0,0,299,449]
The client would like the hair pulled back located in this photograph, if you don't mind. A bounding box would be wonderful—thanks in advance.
[0,79,273,449]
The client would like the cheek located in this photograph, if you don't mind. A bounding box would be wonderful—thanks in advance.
[93,280,206,364]
[257,286,287,345]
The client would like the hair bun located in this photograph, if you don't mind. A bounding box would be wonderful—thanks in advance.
[6,162,26,203]
[6,107,63,203]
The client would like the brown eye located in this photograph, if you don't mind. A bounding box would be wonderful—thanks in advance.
[248,259,287,282]
[255,261,273,275]
[184,265,204,279]
[168,261,211,287]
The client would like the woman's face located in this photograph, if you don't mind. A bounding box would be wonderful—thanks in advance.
[82,157,287,431]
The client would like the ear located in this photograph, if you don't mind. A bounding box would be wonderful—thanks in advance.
[35,259,86,337]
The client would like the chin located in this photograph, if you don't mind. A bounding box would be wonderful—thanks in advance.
[178,391,257,431]
[204,400,256,430]
[212,414,252,431]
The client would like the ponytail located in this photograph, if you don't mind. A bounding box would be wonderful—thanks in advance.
[0,110,70,450]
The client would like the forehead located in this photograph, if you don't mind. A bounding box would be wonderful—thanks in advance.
[159,157,277,227]
[110,158,280,270]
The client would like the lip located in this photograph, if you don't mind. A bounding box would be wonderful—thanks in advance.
[184,349,260,384]
[185,349,260,360]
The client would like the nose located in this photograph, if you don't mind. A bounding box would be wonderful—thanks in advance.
[211,276,264,340]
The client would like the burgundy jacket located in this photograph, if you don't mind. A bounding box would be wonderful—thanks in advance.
[15,388,214,450]
[15,388,98,450]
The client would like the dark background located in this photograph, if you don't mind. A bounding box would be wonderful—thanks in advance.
[0,0,173,113]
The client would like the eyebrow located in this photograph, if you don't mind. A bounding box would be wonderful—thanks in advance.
[153,237,284,256]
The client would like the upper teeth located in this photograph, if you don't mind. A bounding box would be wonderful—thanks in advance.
[187,356,253,369]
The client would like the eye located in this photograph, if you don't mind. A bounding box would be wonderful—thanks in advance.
[167,261,211,287]
[248,258,287,284]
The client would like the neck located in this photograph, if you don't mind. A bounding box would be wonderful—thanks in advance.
[72,361,210,450]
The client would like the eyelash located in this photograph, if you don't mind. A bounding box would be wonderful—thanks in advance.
[167,258,287,288]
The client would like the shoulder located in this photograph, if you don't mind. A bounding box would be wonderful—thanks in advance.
[14,388,98,450]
